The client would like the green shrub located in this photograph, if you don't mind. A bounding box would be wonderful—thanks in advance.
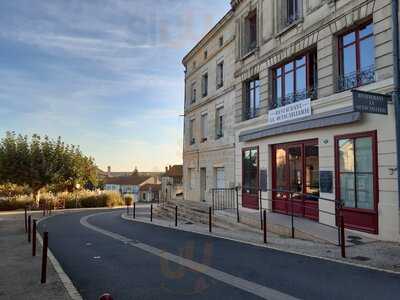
[124,194,133,206]
[0,195,34,211]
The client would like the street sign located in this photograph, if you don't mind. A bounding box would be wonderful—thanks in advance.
[352,90,390,115]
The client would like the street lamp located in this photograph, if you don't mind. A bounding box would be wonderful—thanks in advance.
[75,183,81,209]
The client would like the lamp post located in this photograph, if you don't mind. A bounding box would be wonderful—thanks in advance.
[75,183,81,208]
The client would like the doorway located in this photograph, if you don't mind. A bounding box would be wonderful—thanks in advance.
[242,147,259,209]
[200,168,207,202]
[272,140,320,221]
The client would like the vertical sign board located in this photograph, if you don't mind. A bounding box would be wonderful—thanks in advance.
[259,169,268,192]
[320,171,333,194]
[352,90,390,115]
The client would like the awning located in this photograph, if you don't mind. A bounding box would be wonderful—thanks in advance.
[239,106,362,143]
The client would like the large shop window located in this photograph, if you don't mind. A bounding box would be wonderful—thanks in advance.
[338,20,375,91]
[272,140,319,221]
[271,51,317,109]
[338,136,375,209]
[244,77,260,120]
[335,131,378,234]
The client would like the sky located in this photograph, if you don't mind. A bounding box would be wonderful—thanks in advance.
[0,0,230,172]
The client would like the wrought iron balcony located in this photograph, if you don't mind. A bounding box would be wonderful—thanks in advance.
[270,88,317,110]
[337,65,376,92]
[243,107,260,121]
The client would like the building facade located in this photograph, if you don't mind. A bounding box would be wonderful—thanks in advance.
[183,0,400,242]
[182,12,237,203]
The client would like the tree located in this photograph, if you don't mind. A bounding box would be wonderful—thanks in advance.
[0,132,98,205]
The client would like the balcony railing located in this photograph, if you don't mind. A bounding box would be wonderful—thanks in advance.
[243,107,261,121]
[270,88,317,110]
[337,65,376,92]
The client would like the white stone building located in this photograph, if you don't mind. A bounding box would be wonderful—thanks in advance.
[182,11,237,203]
[183,0,400,242]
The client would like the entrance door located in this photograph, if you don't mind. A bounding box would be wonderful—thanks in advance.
[200,168,207,202]
[335,131,378,234]
[242,147,259,209]
[272,140,319,220]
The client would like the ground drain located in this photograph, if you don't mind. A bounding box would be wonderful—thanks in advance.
[351,256,371,262]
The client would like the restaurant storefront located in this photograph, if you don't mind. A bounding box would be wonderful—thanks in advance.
[271,139,320,221]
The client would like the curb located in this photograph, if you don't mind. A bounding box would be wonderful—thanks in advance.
[37,215,83,300]
[121,213,400,276]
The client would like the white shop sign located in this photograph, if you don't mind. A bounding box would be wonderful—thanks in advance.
[268,98,312,125]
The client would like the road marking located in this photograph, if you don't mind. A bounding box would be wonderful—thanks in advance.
[81,213,300,300]
[121,213,400,275]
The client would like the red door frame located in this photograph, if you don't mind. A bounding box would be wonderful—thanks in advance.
[334,130,379,234]
[271,139,319,221]
[242,146,259,210]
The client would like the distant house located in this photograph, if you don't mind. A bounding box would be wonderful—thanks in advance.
[103,174,160,199]
[139,184,161,203]
[161,165,183,201]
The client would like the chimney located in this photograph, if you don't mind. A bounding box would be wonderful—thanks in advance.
[107,166,111,177]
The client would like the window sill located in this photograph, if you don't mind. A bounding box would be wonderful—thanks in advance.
[275,18,303,38]
[240,48,258,61]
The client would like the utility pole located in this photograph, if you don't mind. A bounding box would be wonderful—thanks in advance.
[392,0,400,212]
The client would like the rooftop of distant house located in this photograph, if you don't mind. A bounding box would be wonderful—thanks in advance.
[103,174,151,186]
[140,184,161,192]
[164,165,183,178]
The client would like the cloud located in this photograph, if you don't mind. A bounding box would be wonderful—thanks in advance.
[0,0,229,170]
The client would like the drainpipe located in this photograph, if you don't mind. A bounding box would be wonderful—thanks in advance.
[392,0,400,211]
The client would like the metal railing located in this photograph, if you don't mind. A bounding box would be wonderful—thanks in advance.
[211,188,240,223]
[213,187,346,250]
[337,65,376,92]
[270,88,317,109]
[243,107,260,121]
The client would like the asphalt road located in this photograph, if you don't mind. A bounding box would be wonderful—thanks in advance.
[38,209,400,300]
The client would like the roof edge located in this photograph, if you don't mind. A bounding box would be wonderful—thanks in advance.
[182,9,233,65]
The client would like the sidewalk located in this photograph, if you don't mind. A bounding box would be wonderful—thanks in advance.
[122,211,400,274]
[0,213,72,300]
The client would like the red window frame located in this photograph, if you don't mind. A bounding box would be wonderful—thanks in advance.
[334,130,379,234]
[242,146,259,192]
[271,50,317,108]
[338,19,374,84]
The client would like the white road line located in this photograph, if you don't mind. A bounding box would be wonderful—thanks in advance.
[80,213,300,300]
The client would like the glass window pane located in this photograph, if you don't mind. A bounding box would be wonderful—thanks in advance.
[343,45,357,75]
[360,37,375,70]
[285,62,294,73]
[276,77,282,100]
[276,68,282,77]
[296,55,306,66]
[356,174,374,209]
[360,23,373,38]
[296,65,307,93]
[305,145,319,199]
[355,137,373,173]
[339,139,355,172]
[289,147,303,193]
[340,173,356,208]
[276,148,287,190]
[343,32,356,46]
[255,85,260,109]
[285,71,294,96]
